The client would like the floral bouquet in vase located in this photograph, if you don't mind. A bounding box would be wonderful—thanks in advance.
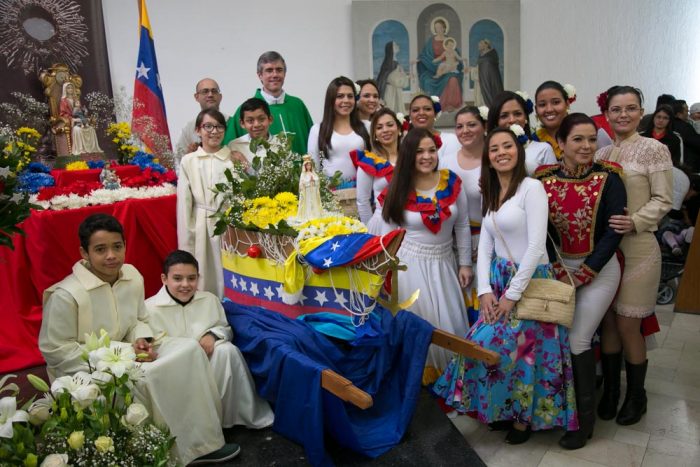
[0,330,174,467]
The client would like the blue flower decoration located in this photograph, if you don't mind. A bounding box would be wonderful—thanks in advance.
[17,171,55,193]
[26,162,51,173]
[87,160,105,169]
[517,133,530,145]
[524,99,534,115]
[433,101,442,114]
[130,151,167,174]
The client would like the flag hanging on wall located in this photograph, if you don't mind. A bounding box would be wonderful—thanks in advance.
[132,0,172,154]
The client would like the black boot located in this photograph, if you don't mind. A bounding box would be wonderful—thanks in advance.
[559,349,596,449]
[597,351,622,420]
[616,360,648,425]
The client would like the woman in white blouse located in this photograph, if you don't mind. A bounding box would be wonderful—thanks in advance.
[434,128,577,445]
[486,90,557,175]
[308,76,370,183]
[439,106,485,325]
[354,108,402,233]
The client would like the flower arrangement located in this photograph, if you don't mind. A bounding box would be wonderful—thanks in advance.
[65,161,89,171]
[241,192,298,230]
[0,330,173,466]
[0,92,49,132]
[82,92,115,132]
[296,216,367,242]
[213,133,340,236]
[0,127,42,249]
[430,95,442,117]
[106,122,139,165]
[596,91,608,113]
[33,183,176,211]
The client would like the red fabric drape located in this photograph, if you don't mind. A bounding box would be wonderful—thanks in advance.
[0,195,176,373]
[50,165,142,188]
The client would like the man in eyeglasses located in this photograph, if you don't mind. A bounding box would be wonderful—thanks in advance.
[223,51,313,155]
[175,78,227,170]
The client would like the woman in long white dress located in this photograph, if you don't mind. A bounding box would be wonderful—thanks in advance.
[439,106,485,325]
[379,128,472,384]
[354,108,402,233]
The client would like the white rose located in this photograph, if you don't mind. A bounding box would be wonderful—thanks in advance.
[122,403,149,427]
[40,454,69,467]
[563,83,576,101]
[509,124,525,137]
[478,106,489,121]
[71,383,100,409]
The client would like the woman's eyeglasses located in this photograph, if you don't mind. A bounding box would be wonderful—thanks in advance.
[200,123,225,133]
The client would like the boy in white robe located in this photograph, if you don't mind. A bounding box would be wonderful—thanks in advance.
[145,250,274,429]
[227,97,279,167]
[39,214,240,465]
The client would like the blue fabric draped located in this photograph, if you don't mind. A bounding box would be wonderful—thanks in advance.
[224,302,434,466]
[416,37,464,96]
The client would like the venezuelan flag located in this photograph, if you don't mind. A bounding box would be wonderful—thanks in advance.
[132,0,172,152]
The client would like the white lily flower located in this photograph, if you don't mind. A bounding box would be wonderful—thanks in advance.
[89,343,136,378]
[0,396,29,438]
[28,396,52,425]
[51,372,101,409]
[40,453,69,467]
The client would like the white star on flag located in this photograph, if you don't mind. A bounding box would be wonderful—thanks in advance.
[323,257,333,268]
[239,278,247,292]
[330,241,340,252]
[230,276,237,289]
[264,286,275,300]
[250,282,260,296]
[314,290,328,306]
[335,292,348,307]
[136,62,151,79]
[276,284,285,298]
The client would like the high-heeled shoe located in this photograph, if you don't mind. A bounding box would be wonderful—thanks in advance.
[505,425,531,444]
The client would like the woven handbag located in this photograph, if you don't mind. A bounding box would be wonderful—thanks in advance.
[492,218,575,328]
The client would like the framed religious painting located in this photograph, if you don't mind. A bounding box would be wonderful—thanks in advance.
[352,0,520,128]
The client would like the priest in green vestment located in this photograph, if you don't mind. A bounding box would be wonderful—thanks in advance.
[223,51,313,154]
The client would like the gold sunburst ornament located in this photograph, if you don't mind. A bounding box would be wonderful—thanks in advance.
[0,0,89,75]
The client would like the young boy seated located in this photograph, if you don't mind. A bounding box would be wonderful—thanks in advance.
[145,250,274,429]
[39,214,240,465]
[228,97,278,166]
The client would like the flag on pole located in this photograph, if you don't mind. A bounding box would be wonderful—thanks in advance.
[132,0,172,153]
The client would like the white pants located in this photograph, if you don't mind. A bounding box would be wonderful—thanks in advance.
[564,256,621,355]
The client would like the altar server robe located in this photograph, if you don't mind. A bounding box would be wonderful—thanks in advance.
[39,261,225,465]
[146,286,274,428]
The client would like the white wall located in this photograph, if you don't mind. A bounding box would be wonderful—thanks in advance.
[102,0,700,144]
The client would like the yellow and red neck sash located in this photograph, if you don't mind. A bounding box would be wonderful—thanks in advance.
[407,169,462,234]
[351,150,394,182]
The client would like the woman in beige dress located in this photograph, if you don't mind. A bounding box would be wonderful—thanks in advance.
[595,86,673,426]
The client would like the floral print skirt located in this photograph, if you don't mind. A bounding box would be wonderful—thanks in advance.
[433,256,579,431]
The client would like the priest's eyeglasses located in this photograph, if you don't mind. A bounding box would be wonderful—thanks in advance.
[201,123,226,133]
[197,88,220,96]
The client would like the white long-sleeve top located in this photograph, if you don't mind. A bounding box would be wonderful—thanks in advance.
[307,123,365,180]
[356,167,391,224]
[439,153,482,226]
[525,140,557,175]
[378,174,472,266]
[477,177,549,300]
[438,131,461,159]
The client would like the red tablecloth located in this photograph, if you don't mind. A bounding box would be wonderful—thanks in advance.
[0,195,177,373]
[50,165,142,188]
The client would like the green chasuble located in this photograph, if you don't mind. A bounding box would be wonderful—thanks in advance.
[223,89,314,154]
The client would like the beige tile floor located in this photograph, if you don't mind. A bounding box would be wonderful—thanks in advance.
[449,304,700,467]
